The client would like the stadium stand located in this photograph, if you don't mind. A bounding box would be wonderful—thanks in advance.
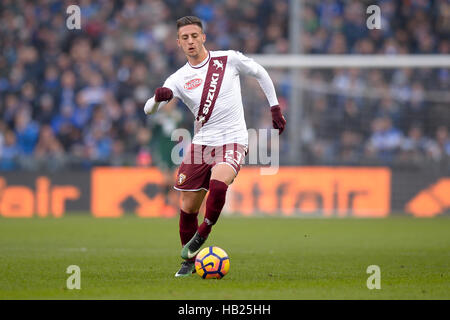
[0,0,449,171]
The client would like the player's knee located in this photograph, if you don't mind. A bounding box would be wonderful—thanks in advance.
[180,192,203,213]
[180,199,198,213]
[207,180,228,207]
[209,179,228,194]
[211,164,236,185]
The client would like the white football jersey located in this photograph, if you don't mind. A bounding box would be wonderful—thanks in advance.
[160,50,278,146]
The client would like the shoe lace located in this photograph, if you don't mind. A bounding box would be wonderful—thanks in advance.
[189,234,205,250]
[181,260,194,267]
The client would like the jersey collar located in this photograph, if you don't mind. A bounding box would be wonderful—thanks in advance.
[187,51,211,69]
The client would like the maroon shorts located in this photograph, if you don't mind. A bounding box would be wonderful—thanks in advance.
[174,143,247,191]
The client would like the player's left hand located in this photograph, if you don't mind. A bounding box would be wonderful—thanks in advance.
[270,105,286,134]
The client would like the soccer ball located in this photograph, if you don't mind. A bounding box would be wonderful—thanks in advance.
[195,246,230,279]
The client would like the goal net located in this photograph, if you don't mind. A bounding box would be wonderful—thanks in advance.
[244,54,450,167]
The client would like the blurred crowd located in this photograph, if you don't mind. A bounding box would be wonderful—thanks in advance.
[0,0,449,171]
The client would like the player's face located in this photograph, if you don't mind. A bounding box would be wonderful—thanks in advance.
[177,24,206,58]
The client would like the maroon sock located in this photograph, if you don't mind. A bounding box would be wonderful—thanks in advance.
[179,209,199,247]
[198,179,228,239]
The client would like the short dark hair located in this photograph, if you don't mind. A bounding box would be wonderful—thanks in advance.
[176,16,203,31]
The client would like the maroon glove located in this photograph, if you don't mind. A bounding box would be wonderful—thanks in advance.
[154,87,173,102]
[271,105,286,134]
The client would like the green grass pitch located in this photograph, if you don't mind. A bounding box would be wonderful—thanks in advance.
[0,216,448,299]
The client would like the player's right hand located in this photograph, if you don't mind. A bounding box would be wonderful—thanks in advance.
[155,87,173,102]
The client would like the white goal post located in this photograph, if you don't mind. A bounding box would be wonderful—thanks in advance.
[249,54,450,69]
